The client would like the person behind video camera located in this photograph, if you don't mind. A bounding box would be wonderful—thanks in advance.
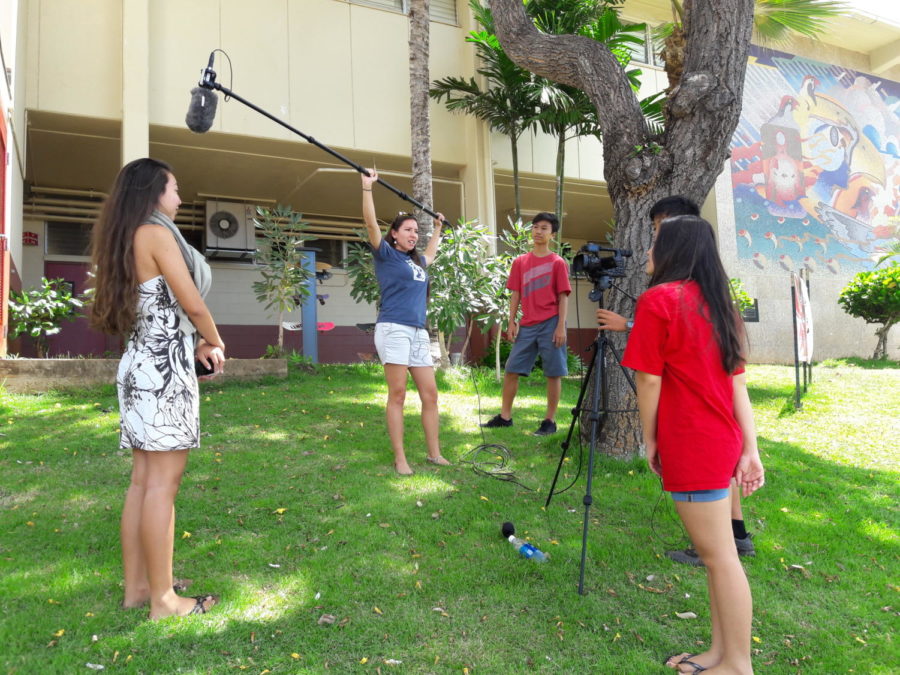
[597,196,756,568]
[482,212,571,436]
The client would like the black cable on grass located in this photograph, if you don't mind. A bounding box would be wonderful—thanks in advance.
[458,364,536,492]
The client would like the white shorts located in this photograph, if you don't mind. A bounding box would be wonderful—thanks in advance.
[374,322,433,368]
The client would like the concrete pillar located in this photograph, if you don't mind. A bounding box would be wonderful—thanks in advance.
[121,0,149,165]
[460,116,497,247]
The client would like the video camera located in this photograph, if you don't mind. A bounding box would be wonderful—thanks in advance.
[571,243,632,281]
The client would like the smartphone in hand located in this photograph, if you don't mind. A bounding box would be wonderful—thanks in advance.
[195,359,215,377]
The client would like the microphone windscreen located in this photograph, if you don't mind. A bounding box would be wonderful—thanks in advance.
[186,87,218,133]
[501,521,515,538]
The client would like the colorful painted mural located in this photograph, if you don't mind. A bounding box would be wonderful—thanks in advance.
[730,46,900,274]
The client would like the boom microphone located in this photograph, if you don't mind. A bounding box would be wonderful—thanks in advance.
[185,50,451,226]
[186,86,218,133]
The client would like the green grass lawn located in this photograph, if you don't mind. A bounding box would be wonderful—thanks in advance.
[1,361,897,674]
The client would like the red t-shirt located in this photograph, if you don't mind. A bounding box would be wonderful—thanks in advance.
[506,252,572,326]
[621,281,744,492]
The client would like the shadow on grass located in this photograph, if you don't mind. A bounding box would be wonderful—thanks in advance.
[817,357,900,370]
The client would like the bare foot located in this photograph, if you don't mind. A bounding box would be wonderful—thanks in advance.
[394,459,414,475]
[122,578,193,609]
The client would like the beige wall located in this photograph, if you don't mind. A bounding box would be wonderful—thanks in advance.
[26,0,123,118]
[204,264,375,327]
[28,0,471,164]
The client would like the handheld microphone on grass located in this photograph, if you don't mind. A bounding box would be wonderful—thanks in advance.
[184,51,451,227]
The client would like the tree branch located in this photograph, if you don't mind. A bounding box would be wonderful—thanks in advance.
[489,0,648,162]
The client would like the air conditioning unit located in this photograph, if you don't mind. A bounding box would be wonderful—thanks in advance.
[204,200,257,261]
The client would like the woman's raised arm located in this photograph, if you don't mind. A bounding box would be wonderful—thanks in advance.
[361,169,382,249]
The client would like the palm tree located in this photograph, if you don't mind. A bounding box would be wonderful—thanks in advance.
[430,0,538,223]
[409,0,435,242]
[658,0,846,90]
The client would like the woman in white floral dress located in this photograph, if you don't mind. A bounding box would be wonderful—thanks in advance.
[89,158,225,619]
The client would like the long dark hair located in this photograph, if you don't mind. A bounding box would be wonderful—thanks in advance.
[649,215,746,373]
[387,213,426,270]
[88,158,173,335]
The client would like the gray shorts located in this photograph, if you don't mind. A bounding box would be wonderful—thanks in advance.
[374,322,433,368]
[505,316,568,377]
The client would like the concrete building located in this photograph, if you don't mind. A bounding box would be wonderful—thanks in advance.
[1,0,898,362]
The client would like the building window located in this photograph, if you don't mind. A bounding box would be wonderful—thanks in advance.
[46,222,92,256]
[310,238,346,268]
[624,23,665,68]
[348,0,457,25]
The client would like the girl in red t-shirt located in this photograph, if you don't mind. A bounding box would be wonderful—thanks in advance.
[622,215,764,674]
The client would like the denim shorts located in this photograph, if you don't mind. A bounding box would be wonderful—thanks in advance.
[374,322,433,368]
[670,488,730,503]
[505,316,568,377]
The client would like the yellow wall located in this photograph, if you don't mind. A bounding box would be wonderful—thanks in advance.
[27,0,122,118]
[29,0,471,164]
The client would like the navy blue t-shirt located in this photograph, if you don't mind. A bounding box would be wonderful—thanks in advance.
[372,238,429,328]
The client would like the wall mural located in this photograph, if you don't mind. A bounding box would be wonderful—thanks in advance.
[730,46,899,274]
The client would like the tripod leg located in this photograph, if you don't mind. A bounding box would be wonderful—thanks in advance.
[605,341,637,395]
[579,336,609,595]
[545,340,599,507]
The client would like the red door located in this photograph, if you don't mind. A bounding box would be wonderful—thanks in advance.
[44,261,120,357]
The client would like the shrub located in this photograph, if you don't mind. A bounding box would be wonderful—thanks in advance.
[838,264,900,360]
[8,277,85,357]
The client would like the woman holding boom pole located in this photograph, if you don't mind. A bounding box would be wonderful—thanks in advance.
[361,169,450,475]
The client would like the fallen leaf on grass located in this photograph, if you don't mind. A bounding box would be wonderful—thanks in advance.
[788,564,811,578]
[318,614,336,625]
[360,657,368,664]
[53,629,65,637]
[273,508,287,515]
[638,584,668,594]
[675,612,697,619]
[291,653,300,659]
[181,531,191,539]
[373,606,383,615]
[384,659,402,665]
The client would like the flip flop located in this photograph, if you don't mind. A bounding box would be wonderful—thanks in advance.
[664,653,696,669]
[187,594,218,615]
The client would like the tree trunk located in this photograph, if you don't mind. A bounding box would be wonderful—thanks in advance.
[555,131,565,236]
[277,309,284,354]
[408,0,434,242]
[490,0,755,457]
[872,322,893,360]
[511,133,522,224]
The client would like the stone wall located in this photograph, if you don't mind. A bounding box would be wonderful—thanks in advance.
[0,359,288,394]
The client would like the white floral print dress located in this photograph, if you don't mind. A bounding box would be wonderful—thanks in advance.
[117,276,199,450]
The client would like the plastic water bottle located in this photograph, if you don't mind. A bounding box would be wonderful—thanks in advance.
[508,535,548,562]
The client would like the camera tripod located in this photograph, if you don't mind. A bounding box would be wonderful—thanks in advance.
[545,279,637,595]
